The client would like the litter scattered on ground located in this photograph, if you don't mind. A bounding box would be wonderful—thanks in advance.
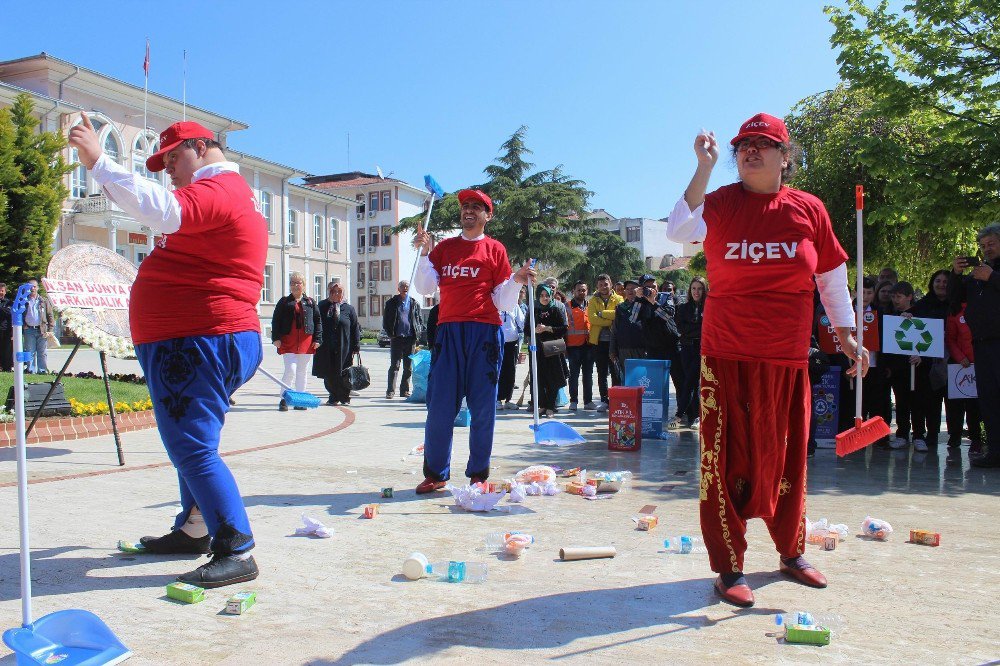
[117,540,146,554]
[805,517,849,545]
[559,546,616,561]
[346,470,358,474]
[633,515,659,531]
[908,529,941,546]
[403,553,488,583]
[363,504,380,519]
[381,487,394,498]
[514,465,557,484]
[663,536,705,554]
[166,582,204,604]
[485,531,534,558]
[774,613,832,646]
[408,444,424,456]
[294,514,333,538]
[860,516,893,540]
[447,483,507,512]
[224,591,257,615]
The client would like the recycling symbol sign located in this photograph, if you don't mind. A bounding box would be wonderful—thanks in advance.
[895,317,933,352]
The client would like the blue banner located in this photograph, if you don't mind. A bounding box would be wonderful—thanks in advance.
[813,365,841,441]
[624,359,670,439]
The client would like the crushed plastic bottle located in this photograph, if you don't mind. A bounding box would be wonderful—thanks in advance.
[663,535,705,554]
[484,531,534,550]
[427,560,488,583]
[775,612,843,633]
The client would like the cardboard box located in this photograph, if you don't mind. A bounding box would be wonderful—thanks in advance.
[363,504,379,519]
[909,529,941,546]
[784,623,831,646]
[608,386,643,451]
[166,582,205,604]
[225,591,257,615]
[637,515,659,531]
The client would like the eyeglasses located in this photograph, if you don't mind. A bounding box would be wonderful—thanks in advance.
[736,138,779,152]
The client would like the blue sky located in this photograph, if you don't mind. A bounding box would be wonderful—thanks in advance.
[3,0,844,218]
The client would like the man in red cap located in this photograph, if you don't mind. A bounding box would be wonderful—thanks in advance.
[667,112,867,607]
[68,114,266,588]
[411,189,535,493]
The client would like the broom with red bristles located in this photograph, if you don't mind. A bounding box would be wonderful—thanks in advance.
[835,185,891,456]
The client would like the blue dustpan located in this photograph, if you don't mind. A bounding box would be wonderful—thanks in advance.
[525,268,585,447]
[5,284,131,665]
[257,367,321,408]
[4,610,131,665]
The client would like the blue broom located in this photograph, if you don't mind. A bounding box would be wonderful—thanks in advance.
[257,367,321,409]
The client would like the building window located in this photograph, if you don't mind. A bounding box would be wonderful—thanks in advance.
[287,209,298,245]
[70,148,88,198]
[381,225,392,246]
[313,274,325,301]
[370,295,381,316]
[381,259,392,282]
[383,295,392,312]
[357,262,365,283]
[260,191,273,232]
[329,219,340,252]
[262,264,274,303]
[369,227,379,247]
[626,226,640,242]
[313,214,324,249]
[356,228,366,252]
[103,133,121,164]
[381,190,391,211]
[369,191,379,212]
[369,261,379,282]
[132,132,160,182]
[358,296,366,316]
[136,251,148,264]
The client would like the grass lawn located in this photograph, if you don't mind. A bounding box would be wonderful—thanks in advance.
[0,374,150,406]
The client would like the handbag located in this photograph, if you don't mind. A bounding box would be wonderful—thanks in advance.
[541,338,566,358]
[341,352,371,391]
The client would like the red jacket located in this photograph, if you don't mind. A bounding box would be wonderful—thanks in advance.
[946,305,974,363]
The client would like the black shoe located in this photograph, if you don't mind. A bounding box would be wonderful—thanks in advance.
[386,391,395,399]
[294,406,307,411]
[326,398,338,406]
[139,530,211,555]
[947,436,961,448]
[176,554,259,589]
[278,399,288,412]
[401,390,411,398]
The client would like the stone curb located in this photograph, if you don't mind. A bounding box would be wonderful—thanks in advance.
[0,410,157,446]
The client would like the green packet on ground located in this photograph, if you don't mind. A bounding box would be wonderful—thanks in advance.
[166,582,205,604]
[225,591,257,615]
[117,540,147,553]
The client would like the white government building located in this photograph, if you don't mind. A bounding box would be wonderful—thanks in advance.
[0,53,434,336]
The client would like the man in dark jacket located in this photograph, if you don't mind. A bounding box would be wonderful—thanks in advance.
[637,274,685,428]
[610,279,646,372]
[950,223,1000,467]
[382,280,424,399]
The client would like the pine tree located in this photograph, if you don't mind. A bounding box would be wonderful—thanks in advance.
[0,93,71,286]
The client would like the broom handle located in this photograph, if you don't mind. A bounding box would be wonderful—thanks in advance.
[257,366,295,392]
[855,185,864,423]
[527,261,540,430]
[406,194,437,301]
[11,285,33,626]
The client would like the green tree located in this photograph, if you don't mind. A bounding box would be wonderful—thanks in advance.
[827,0,1000,232]
[785,84,974,281]
[557,229,645,286]
[0,93,70,285]
[397,126,594,265]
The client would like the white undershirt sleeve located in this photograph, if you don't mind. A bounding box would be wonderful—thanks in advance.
[492,273,520,312]
[412,255,439,296]
[815,263,855,329]
[89,154,182,234]
[666,196,707,243]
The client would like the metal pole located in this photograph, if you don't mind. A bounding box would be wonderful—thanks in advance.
[527,267,540,431]
[99,351,125,466]
[406,194,437,303]
[855,186,864,421]
[12,286,33,627]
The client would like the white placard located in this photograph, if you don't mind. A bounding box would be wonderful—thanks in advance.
[947,364,977,399]
[881,315,945,358]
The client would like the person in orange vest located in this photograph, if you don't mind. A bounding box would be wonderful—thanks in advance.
[566,280,595,410]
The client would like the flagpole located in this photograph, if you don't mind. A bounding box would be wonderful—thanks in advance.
[182,50,187,121]
[142,38,149,138]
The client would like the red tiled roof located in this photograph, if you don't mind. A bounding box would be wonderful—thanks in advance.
[304,177,400,190]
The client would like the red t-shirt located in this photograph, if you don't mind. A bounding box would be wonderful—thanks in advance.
[429,235,512,326]
[129,171,267,344]
[701,183,848,367]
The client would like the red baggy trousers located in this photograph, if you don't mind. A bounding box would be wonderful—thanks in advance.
[698,355,810,574]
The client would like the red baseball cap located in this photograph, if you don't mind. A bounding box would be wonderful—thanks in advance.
[730,113,790,146]
[146,121,216,172]
[457,189,493,215]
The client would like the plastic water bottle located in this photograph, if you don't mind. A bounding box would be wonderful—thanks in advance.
[775,612,843,630]
[663,535,703,554]
[427,560,488,583]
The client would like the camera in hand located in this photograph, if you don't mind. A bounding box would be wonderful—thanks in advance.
[963,256,981,267]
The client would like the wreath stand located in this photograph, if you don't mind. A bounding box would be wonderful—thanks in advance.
[23,339,126,466]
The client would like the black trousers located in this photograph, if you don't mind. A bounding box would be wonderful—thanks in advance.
[946,397,982,444]
[498,340,519,402]
[324,374,351,403]
[0,332,11,371]
[888,363,926,439]
[593,340,619,402]
[388,336,415,394]
[677,343,701,421]
[974,339,1000,456]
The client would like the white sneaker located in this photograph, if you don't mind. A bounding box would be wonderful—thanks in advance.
[596,402,609,413]
[913,438,928,452]
[504,401,517,410]
[690,417,700,429]
[889,437,908,449]
[496,401,504,411]
[584,401,599,410]
[568,402,578,411]
[666,417,680,430]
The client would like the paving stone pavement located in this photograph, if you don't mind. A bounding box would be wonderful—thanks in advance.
[0,345,997,664]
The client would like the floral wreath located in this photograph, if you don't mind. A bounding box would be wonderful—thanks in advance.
[58,307,135,359]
